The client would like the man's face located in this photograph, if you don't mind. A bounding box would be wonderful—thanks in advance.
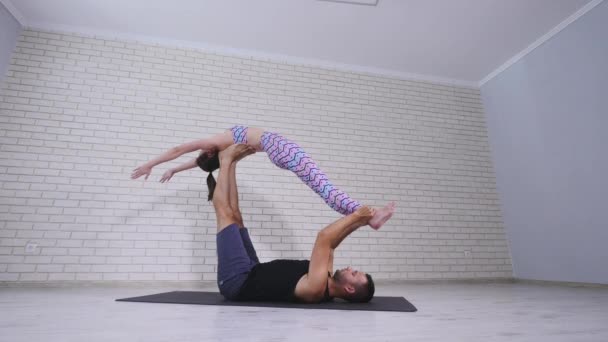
[333,266,367,286]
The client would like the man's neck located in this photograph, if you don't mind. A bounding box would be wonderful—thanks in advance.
[327,277,341,298]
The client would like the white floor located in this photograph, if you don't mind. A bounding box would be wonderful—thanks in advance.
[1,281,607,342]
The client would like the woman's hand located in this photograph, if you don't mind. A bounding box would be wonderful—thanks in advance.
[131,165,152,180]
[159,169,175,183]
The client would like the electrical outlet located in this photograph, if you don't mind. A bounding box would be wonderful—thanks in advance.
[25,243,38,254]
[463,250,471,258]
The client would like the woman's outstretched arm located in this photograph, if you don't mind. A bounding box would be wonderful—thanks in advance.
[159,158,198,183]
[131,138,218,180]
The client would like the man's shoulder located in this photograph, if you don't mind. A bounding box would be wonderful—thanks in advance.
[293,271,328,303]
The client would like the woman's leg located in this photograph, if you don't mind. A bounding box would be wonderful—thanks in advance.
[260,131,395,229]
[261,132,362,216]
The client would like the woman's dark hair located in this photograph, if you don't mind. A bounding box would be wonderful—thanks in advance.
[196,150,219,201]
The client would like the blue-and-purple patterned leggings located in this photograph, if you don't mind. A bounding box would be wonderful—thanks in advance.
[231,125,361,215]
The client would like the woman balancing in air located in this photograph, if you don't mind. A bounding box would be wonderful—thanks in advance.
[131,126,395,229]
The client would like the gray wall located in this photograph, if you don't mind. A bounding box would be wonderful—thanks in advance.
[0,2,21,82]
[481,1,608,284]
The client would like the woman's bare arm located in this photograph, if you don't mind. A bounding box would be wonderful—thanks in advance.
[131,138,217,180]
[159,158,198,183]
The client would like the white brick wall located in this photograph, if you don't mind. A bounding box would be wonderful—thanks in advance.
[0,29,512,283]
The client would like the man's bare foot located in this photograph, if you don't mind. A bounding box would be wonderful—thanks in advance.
[219,144,255,164]
[368,202,395,230]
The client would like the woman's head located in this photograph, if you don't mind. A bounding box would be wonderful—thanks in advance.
[196,150,219,201]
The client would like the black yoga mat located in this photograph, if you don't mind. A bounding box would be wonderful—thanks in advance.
[116,291,417,312]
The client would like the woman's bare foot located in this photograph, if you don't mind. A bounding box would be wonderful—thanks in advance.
[368,202,395,230]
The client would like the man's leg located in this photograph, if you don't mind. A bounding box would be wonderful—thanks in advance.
[213,145,256,300]
[228,160,244,228]
[227,160,260,264]
[213,144,255,231]
[212,152,238,232]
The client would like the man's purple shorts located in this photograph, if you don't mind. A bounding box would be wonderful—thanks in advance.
[216,223,259,300]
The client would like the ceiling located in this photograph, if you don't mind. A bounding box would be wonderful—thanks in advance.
[2,0,596,86]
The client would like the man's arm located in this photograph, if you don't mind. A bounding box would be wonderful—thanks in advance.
[295,207,373,302]
[318,207,374,250]
[328,249,334,275]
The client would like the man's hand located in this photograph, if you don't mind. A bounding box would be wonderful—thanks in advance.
[354,206,375,223]
[219,144,256,164]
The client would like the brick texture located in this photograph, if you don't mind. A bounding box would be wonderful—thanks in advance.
[0,30,512,283]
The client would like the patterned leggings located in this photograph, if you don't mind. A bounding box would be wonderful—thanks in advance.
[231,126,361,215]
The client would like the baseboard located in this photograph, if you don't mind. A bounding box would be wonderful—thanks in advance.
[0,280,218,288]
[376,277,516,285]
[1,277,516,288]
[4,277,604,288]
[513,278,608,289]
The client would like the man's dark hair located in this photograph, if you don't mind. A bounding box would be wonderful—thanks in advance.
[344,273,375,303]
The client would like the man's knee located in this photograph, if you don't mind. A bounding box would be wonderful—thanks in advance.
[231,206,243,225]
[215,206,236,220]
[215,206,239,229]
